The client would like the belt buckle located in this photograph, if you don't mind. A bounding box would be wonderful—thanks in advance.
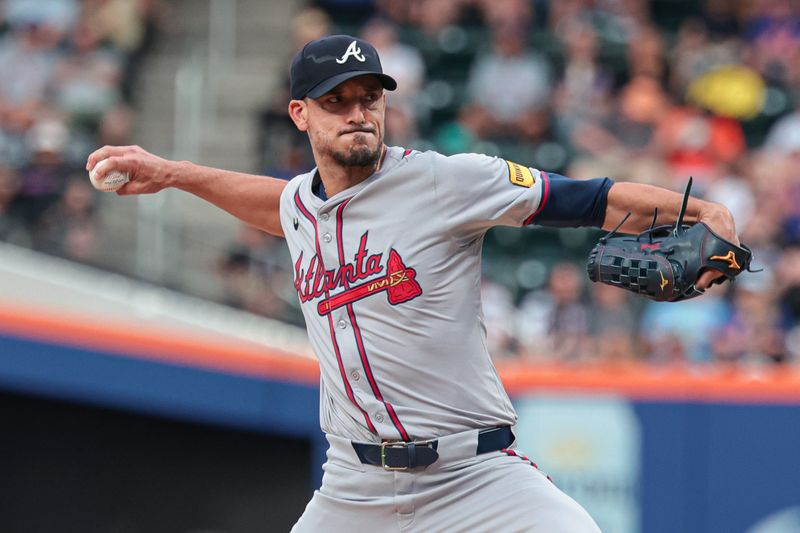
[380,441,409,471]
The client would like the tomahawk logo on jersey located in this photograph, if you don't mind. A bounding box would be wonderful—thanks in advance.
[292,232,423,314]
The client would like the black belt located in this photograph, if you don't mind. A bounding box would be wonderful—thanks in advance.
[352,425,514,470]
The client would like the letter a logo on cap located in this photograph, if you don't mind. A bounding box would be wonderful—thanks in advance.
[336,40,366,64]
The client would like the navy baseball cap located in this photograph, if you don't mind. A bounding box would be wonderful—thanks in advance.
[290,35,397,100]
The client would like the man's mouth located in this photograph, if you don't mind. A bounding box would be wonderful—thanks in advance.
[340,128,375,136]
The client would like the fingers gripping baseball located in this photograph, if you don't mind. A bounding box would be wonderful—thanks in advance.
[86,145,172,195]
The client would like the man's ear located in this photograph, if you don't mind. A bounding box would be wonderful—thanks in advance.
[288,99,309,132]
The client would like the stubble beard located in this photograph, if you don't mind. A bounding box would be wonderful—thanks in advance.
[329,134,382,168]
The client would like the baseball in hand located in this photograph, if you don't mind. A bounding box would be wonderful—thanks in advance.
[89,159,130,192]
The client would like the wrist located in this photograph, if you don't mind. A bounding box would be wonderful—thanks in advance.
[699,202,738,244]
[167,160,194,190]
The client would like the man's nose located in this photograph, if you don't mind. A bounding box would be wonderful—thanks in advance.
[345,101,368,123]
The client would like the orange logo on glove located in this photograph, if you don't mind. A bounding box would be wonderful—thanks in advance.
[659,270,669,291]
[709,251,740,271]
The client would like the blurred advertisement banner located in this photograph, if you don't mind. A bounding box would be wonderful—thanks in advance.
[514,395,641,533]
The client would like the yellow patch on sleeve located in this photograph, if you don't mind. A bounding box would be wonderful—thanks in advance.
[506,160,535,188]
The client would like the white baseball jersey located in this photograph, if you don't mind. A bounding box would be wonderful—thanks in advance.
[279,146,548,443]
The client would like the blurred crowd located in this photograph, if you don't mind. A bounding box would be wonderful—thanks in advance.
[248,0,800,367]
[0,0,164,262]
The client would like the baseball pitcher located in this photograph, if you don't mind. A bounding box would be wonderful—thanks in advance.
[87,35,746,532]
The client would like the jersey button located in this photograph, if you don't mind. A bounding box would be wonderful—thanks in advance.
[337,319,347,329]
[320,213,330,222]
[323,233,332,243]
[375,414,385,423]
[350,370,360,381]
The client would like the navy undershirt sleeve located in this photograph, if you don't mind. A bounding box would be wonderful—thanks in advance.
[529,173,613,228]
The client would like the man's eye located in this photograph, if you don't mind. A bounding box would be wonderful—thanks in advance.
[327,97,340,104]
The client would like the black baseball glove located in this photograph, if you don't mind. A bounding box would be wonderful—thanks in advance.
[586,178,755,302]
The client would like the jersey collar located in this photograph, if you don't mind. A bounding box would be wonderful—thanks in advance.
[304,146,406,208]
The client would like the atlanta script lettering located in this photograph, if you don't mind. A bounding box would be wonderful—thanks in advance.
[294,232,383,302]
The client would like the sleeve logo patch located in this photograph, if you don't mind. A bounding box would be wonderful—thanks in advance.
[506,161,536,188]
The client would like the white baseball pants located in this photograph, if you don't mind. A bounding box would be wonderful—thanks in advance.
[291,429,602,533]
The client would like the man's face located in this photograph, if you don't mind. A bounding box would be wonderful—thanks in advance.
[290,75,386,168]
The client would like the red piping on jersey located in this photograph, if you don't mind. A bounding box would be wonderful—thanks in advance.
[403,148,412,157]
[336,200,411,442]
[501,449,553,482]
[523,170,550,226]
[294,191,377,434]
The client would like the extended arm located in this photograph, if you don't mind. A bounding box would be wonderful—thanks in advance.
[529,174,740,290]
[87,145,287,237]
[603,181,737,243]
